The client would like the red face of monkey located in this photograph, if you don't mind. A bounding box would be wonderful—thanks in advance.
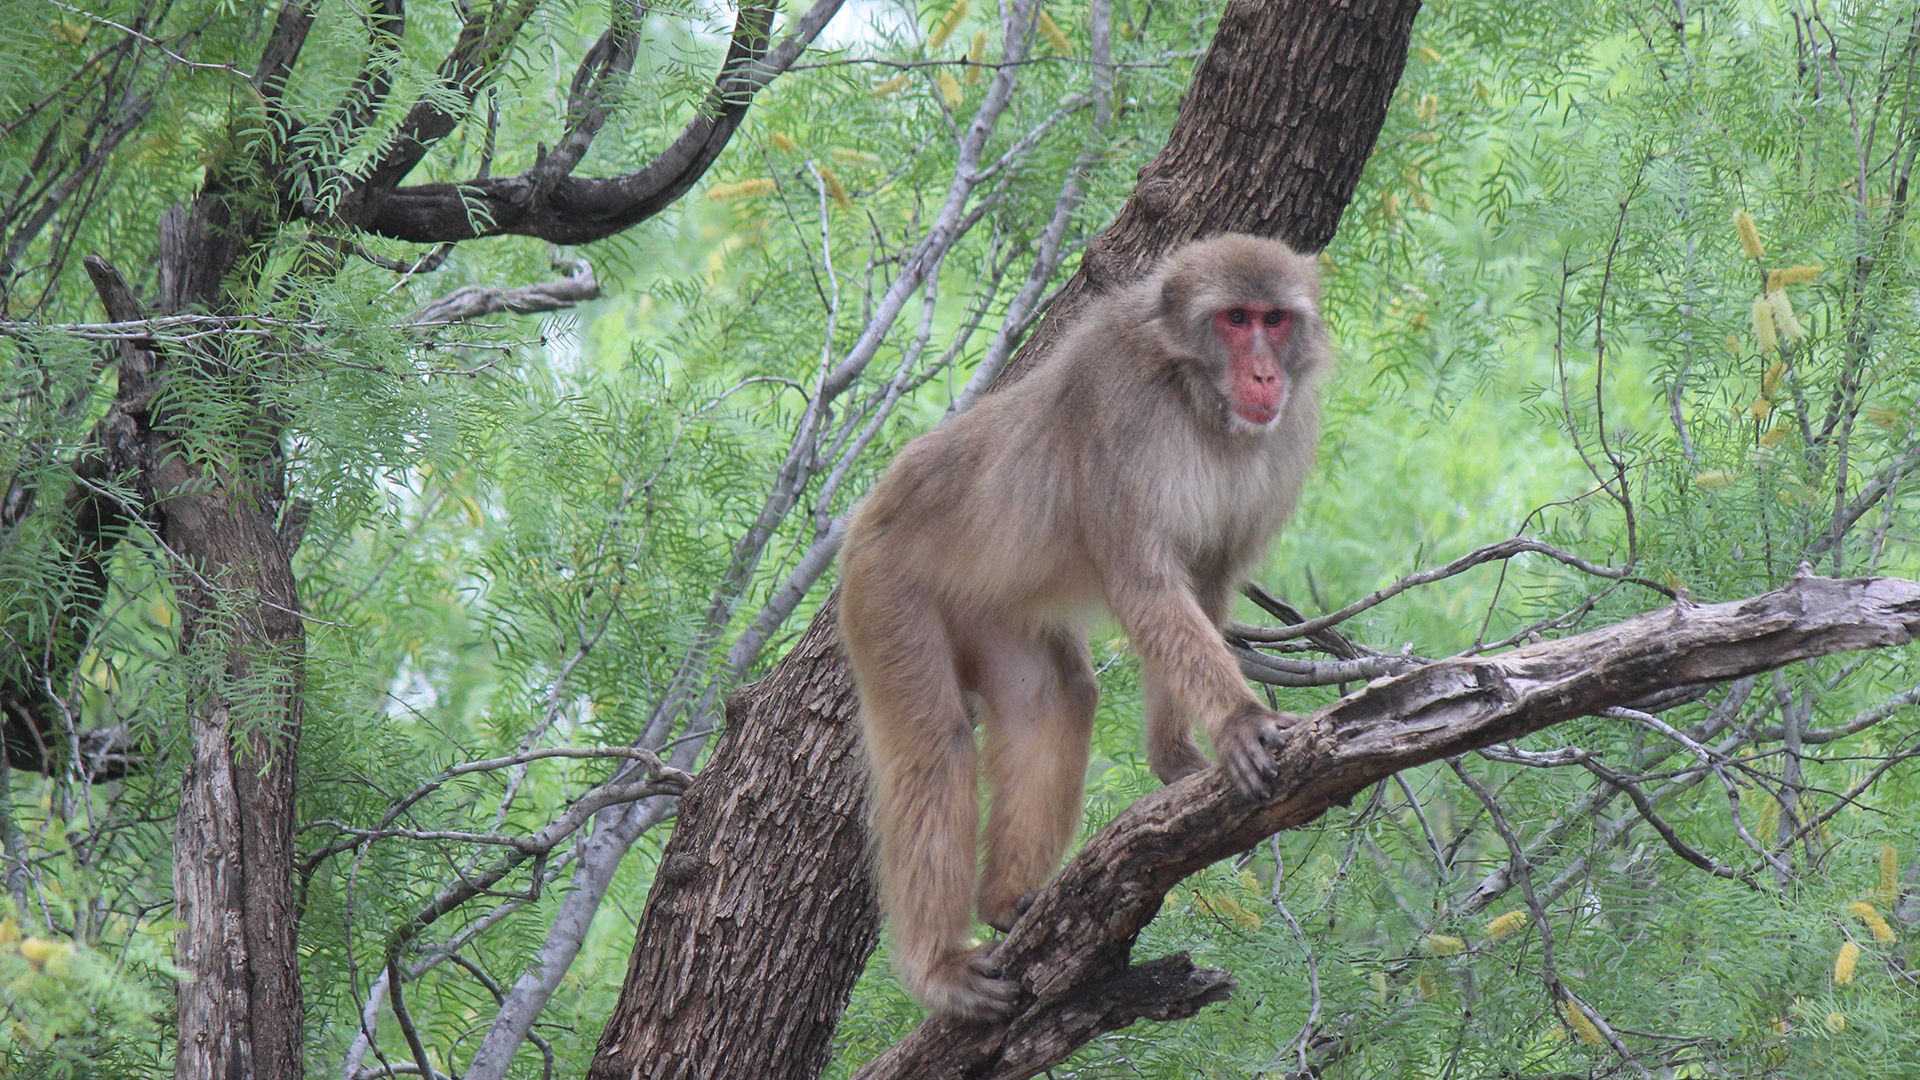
[1212,304,1296,427]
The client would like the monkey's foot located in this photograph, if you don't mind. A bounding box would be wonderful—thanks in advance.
[909,942,1021,1022]
[1148,737,1211,785]
[981,890,1036,933]
[1215,703,1298,800]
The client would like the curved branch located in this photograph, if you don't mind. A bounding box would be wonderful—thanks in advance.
[361,0,845,243]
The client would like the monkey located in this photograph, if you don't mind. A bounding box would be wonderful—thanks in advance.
[837,233,1331,1021]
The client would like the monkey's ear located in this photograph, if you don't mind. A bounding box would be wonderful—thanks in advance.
[1157,274,1188,323]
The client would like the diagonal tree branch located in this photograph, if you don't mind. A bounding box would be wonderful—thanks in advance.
[855,575,1920,1079]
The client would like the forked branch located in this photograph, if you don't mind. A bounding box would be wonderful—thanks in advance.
[854,574,1920,1080]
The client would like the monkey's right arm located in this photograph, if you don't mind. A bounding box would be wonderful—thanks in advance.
[1104,562,1288,799]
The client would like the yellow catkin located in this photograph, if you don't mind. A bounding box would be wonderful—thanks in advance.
[965,30,988,84]
[1827,1011,1847,1033]
[1751,398,1772,423]
[1763,360,1787,396]
[1849,901,1896,944]
[1834,939,1861,984]
[1416,970,1436,1000]
[830,147,883,170]
[1752,295,1778,353]
[926,0,969,49]
[1422,934,1465,956]
[1725,333,1742,354]
[1769,264,1824,289]
[1370,971,1388,1005]
[706,178,776,201]
[1736,209,1766,259]
[1760,426,1790,448]
[934,69,963,108]
[1769,289,1805,342]
[1564,999,1604,1045]
[816,167,851,208]
[1878,844,1900,906]
[1037,9,1072,53]
[769,132,797,152]
[871,73,910,96]
[1694,469,1735,490]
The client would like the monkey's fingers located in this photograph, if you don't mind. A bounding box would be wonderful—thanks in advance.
[1215,703,1293,800]
[919,942,1021,1021]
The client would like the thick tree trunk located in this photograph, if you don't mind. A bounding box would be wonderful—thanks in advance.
[166,483,306,1080]
[588,1,1423,1078]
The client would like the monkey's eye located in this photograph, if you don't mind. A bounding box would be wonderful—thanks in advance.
[1263,310,1286,326]
[1226,309,1248,325]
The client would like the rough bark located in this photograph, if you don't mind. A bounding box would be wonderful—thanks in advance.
[587,597,881,1080]
[853,575,1920,1079]
[589,0,1423,1077]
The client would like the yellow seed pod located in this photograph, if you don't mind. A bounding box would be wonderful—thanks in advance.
[706,178,776,201]
[1418,93,1439,124]
[1563,999,1603,1045]
[1693,469,1735,490]
[1834,939,1861,984]
[1827,1010,1847,1034]
[1770,289,1805,342]
[1416,969,1436,1000]
[965,30,988,85]
[1878,844,1900,905]
[1752,295,1778,353]
[1751,398,1772,423]
[817,166,851,208]
[18,937,69,966]
[1769,264,1824,289]
[1848,901,1896,944]
[1763,360,1787,396]
[1735,210,1766,259]
[926,0,969,50]
[1422,934,1465,956]
[871,73,910,96]
[830,146,884,170]
[1037,9,1072,53]
[934,69,963,108]
[769,132,798,153]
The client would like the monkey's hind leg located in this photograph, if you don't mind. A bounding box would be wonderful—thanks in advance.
[976,627,1098,934]
[851,607,1020,1021]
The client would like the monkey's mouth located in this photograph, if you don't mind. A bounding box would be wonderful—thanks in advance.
[1233,403,1281,426]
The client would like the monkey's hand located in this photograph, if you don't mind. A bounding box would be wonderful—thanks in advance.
[915,941,1022,1022]
[1215,702,1297,800]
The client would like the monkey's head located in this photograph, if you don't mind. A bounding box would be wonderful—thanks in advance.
[1152,234,1328,434]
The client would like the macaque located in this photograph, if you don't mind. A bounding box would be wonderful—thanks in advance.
[838,233,1331,1020]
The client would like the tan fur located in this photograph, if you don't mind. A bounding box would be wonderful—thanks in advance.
[839,234,1331,1020]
